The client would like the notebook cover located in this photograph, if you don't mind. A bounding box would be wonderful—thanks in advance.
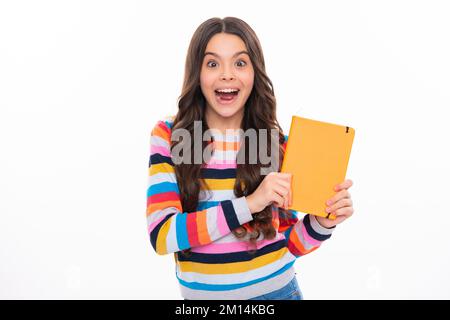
[280,116,355,219]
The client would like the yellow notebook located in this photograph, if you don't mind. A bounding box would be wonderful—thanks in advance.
[281,116,355,220]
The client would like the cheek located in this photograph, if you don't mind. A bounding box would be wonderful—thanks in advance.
[240,71,254,90]
[200,71,215,92]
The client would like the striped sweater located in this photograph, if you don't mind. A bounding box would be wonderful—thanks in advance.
[146,116,335,300]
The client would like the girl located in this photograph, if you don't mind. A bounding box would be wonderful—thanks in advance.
[146,17,354,300]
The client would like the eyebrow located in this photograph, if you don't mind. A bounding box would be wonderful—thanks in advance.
[203,50,249,59]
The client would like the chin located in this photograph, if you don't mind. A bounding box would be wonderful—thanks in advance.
[214,106,244,119]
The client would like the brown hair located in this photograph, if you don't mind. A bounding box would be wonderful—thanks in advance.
[171,17,291,255]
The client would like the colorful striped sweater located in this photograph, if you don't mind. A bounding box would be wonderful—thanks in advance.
[146,116,335,300]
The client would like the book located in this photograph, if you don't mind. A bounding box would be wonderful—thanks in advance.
[280,116,355,220]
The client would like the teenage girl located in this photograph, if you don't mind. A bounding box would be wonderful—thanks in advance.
[146,17,354,300]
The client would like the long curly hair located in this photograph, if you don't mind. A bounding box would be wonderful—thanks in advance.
[171,17,291,256]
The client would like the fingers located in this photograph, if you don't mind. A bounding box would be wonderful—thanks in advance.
[329,215,347,224]
[271,190,285,208]
[275,176,292,208]
[281,173,292,207]
[326,189,351,207]
[272,172,292,179]
[334,179,353,192]
[325,197,354,223]
[326,198,353,215]
[333,206,354,218]
[264,172,293,209]
[272,183,290,209]
[289,184,292,207]
[321,179,355,223]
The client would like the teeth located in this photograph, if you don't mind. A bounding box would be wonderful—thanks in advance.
[216,88,239,93]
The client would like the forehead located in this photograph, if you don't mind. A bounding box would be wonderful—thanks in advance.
[204,33,247,57]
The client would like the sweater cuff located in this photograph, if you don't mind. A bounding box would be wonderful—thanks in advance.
[220,197,253,230]
[304,214,335,242]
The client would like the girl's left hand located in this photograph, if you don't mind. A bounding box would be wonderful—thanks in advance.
[316,179,354,229]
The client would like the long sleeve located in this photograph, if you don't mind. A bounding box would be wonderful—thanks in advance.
[278,209,335,258]
[146,119,254,255]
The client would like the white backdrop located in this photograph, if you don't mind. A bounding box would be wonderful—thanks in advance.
[1,0,449,299]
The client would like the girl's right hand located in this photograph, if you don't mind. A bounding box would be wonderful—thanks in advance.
[245,172,292,214]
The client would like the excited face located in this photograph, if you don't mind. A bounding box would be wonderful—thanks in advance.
[200,32,255,128]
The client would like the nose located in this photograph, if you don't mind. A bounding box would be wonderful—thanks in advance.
[220,69,235,81]
[220,73,234,80]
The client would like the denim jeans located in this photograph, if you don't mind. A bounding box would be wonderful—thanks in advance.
[248,276,303,300]
[183,276,303,300]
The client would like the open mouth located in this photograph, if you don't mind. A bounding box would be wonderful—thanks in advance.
[214,88,240,104]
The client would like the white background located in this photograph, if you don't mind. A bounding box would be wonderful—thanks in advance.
[1,0,449,299]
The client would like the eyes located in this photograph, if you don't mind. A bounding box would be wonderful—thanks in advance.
[206,59,248,68]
